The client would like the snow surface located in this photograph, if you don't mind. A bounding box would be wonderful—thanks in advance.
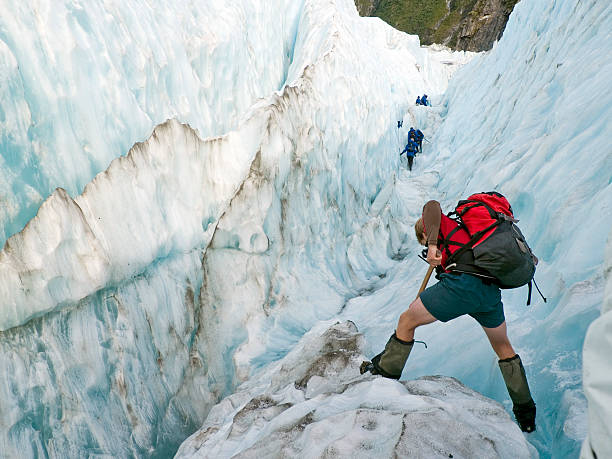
[0,0,609,457]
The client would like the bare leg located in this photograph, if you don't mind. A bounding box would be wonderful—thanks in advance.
[482,321,516,359]
[396,297,438,342]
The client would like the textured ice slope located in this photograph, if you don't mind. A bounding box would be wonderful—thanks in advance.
[348,1,611,457]
[0,0,304,247]
[0,1,471,333]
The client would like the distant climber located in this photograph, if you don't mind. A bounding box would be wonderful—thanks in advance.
[361,197,538,434]
[407,127,416,142]
[400,139,418,171]
[415,96,421,105]
[421,94,429,106]
[415,129,424,152]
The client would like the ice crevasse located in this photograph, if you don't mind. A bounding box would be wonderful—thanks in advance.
[0,0,610,458]
[0,0,478,456]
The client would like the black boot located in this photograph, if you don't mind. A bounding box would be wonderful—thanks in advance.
[499,354,536,432]
[362,333,414,379]
[513,399,536,433]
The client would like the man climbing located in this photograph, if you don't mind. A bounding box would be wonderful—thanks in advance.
[362,199,537,433]
[421,94,429,106]
[400,139,418,171]
[415,129,424,152]
[407,127,416,142]
[415,96,421,105]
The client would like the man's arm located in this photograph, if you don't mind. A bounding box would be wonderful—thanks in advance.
[422,200,441,245]
[422,200,442,266]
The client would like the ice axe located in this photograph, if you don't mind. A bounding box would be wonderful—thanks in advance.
[359,264,435,375]
[417,264,434,297]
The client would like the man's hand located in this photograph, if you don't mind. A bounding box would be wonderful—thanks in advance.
[427,244,442,266]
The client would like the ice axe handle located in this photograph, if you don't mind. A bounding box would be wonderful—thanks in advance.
[416,265,435,299]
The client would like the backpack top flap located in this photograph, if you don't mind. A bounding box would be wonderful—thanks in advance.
[454,192,515,248]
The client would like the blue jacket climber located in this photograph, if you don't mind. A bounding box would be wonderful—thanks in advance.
[416,96,421,105]
[408,127,416,142]
[421,94,429,106]
[415,129,424,152]
[400,139,419,171]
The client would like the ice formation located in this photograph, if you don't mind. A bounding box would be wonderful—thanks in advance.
[175,321,534,458]
[0,0,609,457]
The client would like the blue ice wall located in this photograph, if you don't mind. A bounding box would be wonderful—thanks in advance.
[0,0,304,247]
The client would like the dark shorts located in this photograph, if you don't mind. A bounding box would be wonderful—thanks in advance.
[419,272,505,328]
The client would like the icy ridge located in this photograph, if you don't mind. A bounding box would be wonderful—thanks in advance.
[0,117,265,330]
[0,0,305,247]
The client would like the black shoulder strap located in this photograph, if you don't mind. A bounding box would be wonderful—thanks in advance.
[446,218,501,266]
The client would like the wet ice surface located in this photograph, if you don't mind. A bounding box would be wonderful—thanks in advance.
[176,321,534,458]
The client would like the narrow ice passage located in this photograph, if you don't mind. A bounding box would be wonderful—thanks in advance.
[0,0,609,458]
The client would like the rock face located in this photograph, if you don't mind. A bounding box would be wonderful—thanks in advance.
[354,0,382,17]
[175,321,534,458]
[451,0,520,51]
[358,0,520,52]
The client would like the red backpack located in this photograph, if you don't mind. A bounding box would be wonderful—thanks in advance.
[445,192,544,303]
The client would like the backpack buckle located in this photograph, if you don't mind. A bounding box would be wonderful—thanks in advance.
[499,212,519,223]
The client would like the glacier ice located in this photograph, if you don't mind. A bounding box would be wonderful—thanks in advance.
[0,0,474,456]
[0,0,305,248]
[0,0,609,457]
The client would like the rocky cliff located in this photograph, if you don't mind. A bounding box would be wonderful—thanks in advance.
[356,0,520,52]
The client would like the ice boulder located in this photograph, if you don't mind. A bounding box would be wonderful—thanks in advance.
[175,321,534,458]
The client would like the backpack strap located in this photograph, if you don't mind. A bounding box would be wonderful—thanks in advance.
[446,219,501,266]
[527,281,532,306]
[526,279,547,306]
[457,200,499,220]
[440,225,467,259]
[533,279,547,303]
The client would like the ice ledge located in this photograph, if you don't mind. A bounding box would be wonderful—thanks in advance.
[175,321,535,458]
[0,117,266,331]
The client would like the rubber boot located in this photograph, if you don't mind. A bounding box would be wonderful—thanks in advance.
[370,333,414,379]
[499,354,536,432]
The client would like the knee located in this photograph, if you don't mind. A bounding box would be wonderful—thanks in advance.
[398,305,418,330]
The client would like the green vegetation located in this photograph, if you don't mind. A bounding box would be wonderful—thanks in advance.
[374,0,449,44]
[365,0,520,50]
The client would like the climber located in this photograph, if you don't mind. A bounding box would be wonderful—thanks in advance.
[415,129,424,152]
[362,199,537,433]
[415,96,421,105]
[400,139,418,171]
[421,94,429,106]
[407,127,416,142]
